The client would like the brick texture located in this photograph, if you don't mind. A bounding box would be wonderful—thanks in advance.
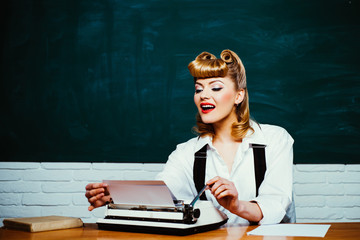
[294,164,360,223]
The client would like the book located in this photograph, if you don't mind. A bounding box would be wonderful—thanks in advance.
[3,215,83,232]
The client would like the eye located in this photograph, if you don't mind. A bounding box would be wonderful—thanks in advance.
[211,83,224,92]
[212,87,222,92]
[195,85,203,94]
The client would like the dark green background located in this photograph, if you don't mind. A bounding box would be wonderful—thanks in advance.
[1,0,359,163]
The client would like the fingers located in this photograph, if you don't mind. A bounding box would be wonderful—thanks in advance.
[85,182,110,211]
[213,184,229,198]
[88,192,105,204]
[85,187,105,199]
[206,176,236,199]
[85,182,108,191]
[85,183,108,199]
[206,176,229,193]
[206,176,220,187]
[88,194,112,211]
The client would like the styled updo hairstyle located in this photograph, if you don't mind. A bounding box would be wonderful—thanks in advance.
[188,49,253,141]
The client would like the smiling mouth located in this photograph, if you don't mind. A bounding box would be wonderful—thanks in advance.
[200,104,215,113]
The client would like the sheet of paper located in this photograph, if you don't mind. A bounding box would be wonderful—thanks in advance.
[103,180,175,208]
[247,224,331,237]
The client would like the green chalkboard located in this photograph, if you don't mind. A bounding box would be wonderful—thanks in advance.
[1,0,359,163]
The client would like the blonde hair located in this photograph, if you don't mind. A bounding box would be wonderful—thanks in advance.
[188,49,253,141]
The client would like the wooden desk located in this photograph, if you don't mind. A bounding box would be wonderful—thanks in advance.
[1,222,359,240]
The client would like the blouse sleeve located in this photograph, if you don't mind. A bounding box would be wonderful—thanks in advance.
[252,126,294,224]
[155,141,197,201]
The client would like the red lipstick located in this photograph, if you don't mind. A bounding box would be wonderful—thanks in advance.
[200,103,215,113]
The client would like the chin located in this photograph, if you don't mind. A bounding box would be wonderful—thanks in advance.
[199,116,217,124]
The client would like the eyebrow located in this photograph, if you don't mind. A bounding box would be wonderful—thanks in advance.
[195,80,224,86]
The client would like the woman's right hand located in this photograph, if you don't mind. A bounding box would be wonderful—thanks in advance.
[85,183,112,211]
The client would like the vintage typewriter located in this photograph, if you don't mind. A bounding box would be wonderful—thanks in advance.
[96,180,228,235]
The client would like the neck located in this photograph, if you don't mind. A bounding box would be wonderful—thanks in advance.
[212,113,238,143]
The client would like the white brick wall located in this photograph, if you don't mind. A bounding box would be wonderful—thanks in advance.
[0,162,359,226]
[294,164,360,222]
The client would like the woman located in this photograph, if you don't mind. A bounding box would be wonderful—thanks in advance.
[85,49,294,225]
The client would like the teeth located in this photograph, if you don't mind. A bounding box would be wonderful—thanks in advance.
[201,105,215,110]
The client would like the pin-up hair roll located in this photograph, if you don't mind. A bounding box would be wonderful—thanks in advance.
[188,52,228,79]
[188,50,247,90]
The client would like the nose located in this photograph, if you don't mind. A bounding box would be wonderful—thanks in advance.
[200,87,210,100]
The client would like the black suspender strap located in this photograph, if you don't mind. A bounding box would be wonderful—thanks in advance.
[193,144,208,200]
[251,144,267,197]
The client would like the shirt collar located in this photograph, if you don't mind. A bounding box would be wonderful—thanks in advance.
[195,135,212,152]
[243,120,268,146]
[194,120,268,152]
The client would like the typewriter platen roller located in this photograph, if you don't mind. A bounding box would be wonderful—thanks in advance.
[104,200,200,224]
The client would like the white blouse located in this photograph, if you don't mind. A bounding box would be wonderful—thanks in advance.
[156,121,294,225]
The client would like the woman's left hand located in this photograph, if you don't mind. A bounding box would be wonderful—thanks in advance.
[206,176,241,214]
